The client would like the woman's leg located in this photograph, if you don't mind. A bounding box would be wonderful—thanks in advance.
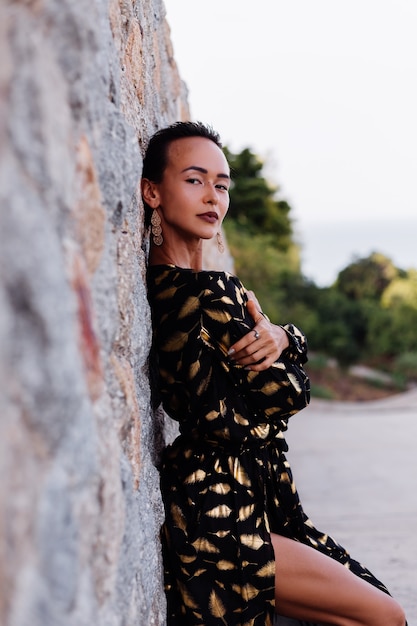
[271,533,406,626]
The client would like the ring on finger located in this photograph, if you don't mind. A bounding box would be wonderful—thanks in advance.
[253,329,260,340]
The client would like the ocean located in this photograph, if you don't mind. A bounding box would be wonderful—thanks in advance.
[297,218,417,287]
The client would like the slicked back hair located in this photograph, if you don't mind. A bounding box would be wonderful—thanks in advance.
[142,121,223,183]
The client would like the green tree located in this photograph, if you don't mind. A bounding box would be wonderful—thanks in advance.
[367,303,417,356]
[305,288,367,365]
[224,147,293,251]
[381,268,417,310]
[224,221,301,323]
[222,147,304,325]
[368,269,417,357]
[335,252,398,301]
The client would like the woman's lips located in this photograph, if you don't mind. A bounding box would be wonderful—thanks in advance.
[197,212,218,223]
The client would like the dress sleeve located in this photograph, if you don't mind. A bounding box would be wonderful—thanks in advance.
[199,274,310,420]
[280,323,308,365]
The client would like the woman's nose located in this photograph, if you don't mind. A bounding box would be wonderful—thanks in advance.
[204,183,218,204]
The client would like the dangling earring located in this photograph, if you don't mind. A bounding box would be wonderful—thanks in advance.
[216,231,225,254]
[151,210,163,246]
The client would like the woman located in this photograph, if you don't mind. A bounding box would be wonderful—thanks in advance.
[143,121,406,626]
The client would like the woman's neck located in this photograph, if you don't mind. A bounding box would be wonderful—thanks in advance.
[148,242,203,271]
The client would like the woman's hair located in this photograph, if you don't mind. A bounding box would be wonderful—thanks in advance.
[142,121,223,183]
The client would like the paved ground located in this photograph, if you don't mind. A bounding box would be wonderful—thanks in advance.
[283,388,417,625]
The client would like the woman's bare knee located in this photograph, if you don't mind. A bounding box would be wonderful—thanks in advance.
[271,533,406,626]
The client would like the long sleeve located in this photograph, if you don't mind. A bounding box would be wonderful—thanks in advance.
[148,265,309,444]
[199,277,310,422]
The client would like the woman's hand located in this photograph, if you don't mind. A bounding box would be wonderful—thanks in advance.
[228,292,289,371]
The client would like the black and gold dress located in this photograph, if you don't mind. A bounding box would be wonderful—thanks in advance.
[147,264,389,626]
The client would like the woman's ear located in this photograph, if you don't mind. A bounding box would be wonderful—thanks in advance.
[141,178,160,209]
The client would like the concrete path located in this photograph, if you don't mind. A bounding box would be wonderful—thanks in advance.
[284,388,417,625]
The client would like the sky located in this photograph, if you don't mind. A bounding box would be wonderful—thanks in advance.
[163,1,417,284]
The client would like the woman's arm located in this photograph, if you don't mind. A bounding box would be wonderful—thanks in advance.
[228,293,308,371]
[200,284,310,419]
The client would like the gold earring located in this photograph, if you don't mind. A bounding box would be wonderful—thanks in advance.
[151,210,163,246]
[216,231,225,254]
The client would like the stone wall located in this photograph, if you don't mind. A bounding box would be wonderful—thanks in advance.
[0,1,189,624]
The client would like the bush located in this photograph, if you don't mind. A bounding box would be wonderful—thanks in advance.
[393,352,417,382]
[310,384,336,400]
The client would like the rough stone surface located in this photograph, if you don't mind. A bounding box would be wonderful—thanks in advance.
[0,1,193,624]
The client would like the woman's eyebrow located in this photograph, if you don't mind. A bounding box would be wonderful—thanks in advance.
[181,165,230,179]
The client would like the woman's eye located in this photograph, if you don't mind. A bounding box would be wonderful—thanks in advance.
[186,178,201,185]
[216,184,229,191]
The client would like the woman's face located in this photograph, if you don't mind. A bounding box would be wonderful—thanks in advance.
[151,136,230,243]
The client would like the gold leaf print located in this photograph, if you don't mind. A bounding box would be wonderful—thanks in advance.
[216,559,236,570]
[192,611,203,620]
[235,285,244,305]
[159,368,175,384]
[205,410,219,421]
[287,371,302,393]
[216,342,229,359]
[233,411,249,426]
[192,568,207,577]
[178,582,199,609]
[211,529,230,538]
[238,504,255,521]
[219,398,227,416]
[209,590,227,623]
[179,553,197,563]
[213,427,230,440]
[156,286,178,300]
[279,470,291,484]
[188,359,200,380]
[250,424,270,439]
[217,277,226,290]
[259,381,284,395]
[220,295,234,305]
[199,326,212,347]
[240,583,261,600]
[184,469,206,484]
[240,534,265,550]
[205,308,232,323]
[196,370,211,396]
[245,370,260,384]
[255,561,275,578]
[205,504,232,518]
[231,583,261,603]
[220,330,231,347]
[170,503,187,531]
[162,331,189,352]
[214,459,224,473]
[178,295,201,318]
[264,406,281,417]
[228,457,252,487]
[191,537,220,553]
[209,482,231,495]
